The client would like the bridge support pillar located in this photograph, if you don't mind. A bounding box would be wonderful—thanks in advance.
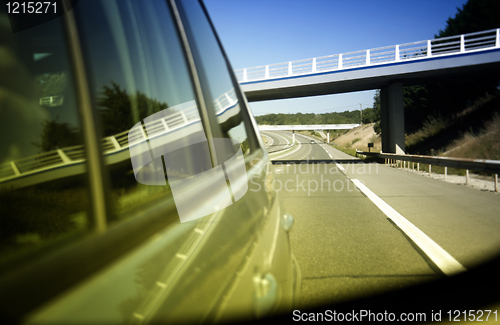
[381,82,405,154]
[292,130,295,143]
[327,131,330,143]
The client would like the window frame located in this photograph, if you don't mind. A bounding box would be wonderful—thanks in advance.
[173,0,262,161]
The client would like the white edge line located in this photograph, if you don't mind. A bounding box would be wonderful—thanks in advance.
[351,179,466,276]
[335,163,345,171]
[271,138,302,159]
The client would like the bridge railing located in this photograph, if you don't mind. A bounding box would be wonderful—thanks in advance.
[0,90,237,188]
[236,28,500,82]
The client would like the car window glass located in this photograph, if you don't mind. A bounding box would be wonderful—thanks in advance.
[0,8,90,265]
[75,0,214,223]
[177,0,254,158]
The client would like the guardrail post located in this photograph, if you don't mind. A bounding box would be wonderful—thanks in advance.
[417,163,420,172]
[10,161,21,176]
[366,50,370,65]
[161,118,170,131]
[466,169,470,185]
[57,149,72,164]
[495,174,498,192]
[265,65,269,79]
[338,54,343,69]
[288,62,292,76]
[243,68,248,81]
[444,167,447,180]
[312,58,317,72]
[108,136,121,150]
[180,111,188,123]
[225,93,235,106]
[427,40,432,57]
[496,29,500,48]
[460,34,465,52]
[215,99,222,112]
[395,45,400,61]
[429,164,432,176]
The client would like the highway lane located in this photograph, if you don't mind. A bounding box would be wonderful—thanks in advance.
[269,131,500,308]
[261,131,294,153]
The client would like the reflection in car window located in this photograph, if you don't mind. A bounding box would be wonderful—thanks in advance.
[0,9,89,263]
[177,0,253,157]
[75,0,211,222]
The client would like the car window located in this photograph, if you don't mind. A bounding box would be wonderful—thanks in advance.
[176,0,258,160]
[0,7,90,265]
[75,0,216,223]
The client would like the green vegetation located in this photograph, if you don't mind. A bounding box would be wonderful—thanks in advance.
[255,110,376,126]
[369,0,500,158]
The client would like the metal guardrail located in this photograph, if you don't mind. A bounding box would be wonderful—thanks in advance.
[235,28,500,82]
[358,150,499,192]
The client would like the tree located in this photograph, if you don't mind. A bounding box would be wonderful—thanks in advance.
[436,0,500,37]
[98,82,169,136]
[401,0,500,141]
[33,118,81,152]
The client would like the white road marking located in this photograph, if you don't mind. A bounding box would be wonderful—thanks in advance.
[262,134,274,148]
[336,163,345,171]
[271,131,291,149]
[351,179,467,276]
[272,140,302,159]
[300,141,313,160]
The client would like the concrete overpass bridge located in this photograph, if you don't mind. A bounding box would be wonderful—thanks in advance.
[236,29,500,154]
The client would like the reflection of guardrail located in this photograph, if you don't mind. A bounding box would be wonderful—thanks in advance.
[235,28,500,82]
[39,95,64,107]
[358,151,499,192]
[1,90,239,188]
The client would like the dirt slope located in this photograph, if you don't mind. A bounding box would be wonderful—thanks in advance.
[331,123,381,152]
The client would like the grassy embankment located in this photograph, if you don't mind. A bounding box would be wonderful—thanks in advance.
[322,92,500,173]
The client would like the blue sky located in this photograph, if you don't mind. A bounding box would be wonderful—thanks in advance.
[204,0,468,116]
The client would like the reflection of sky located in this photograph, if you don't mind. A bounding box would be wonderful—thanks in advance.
[1,14,79,160]
[75,0,195,110]
[178,0,234,106]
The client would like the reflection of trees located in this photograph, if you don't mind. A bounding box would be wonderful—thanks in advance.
[33,118,81,152]
[98,82,169,136]
[37,72,67,97]
[0,186,88,256]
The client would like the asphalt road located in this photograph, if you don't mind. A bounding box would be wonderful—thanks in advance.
[263,131,500,309]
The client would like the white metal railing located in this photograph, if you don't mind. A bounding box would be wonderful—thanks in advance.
[235,28,500,83]
[0,90,238,185]
[39,95,64,107]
